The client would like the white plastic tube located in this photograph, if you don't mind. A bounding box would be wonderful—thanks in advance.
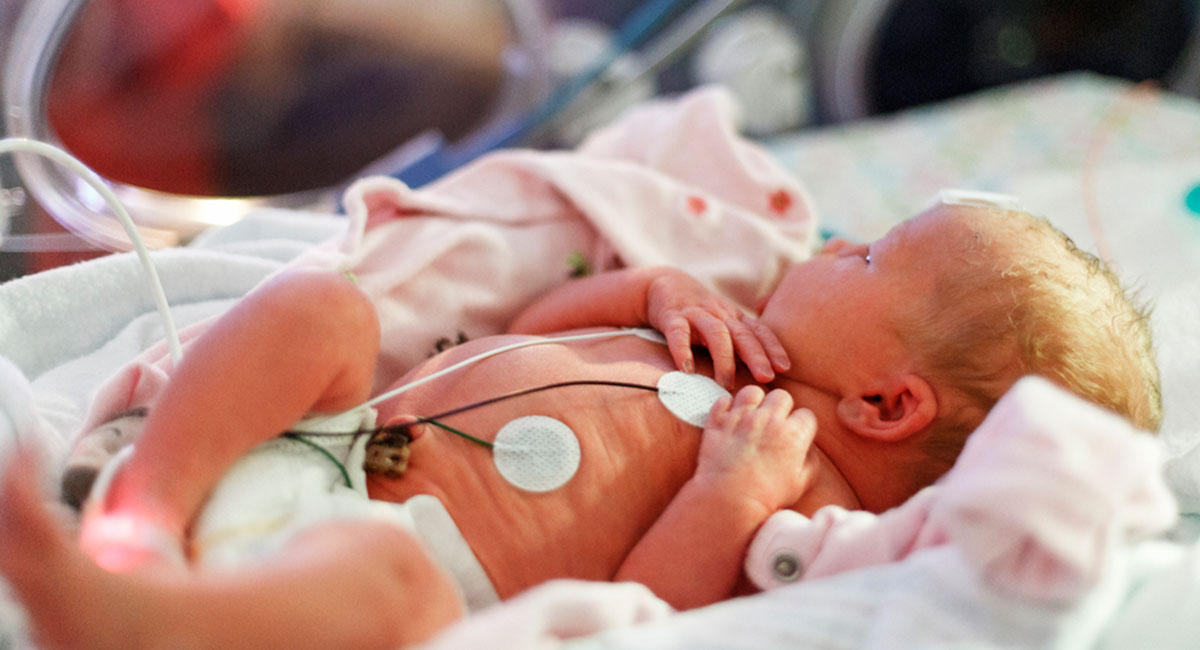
[0,137,183,365]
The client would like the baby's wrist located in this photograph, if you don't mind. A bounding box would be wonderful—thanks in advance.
[684,473,779,522]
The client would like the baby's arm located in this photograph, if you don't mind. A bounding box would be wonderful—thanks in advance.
[508,266,789,388]
[614,386,816,609]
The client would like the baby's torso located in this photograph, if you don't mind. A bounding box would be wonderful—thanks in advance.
[366,328,739,598]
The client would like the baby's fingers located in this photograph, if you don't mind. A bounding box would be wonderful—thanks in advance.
[741,317,791,374]
[702,386,763,442]
[661,315,697,375]
[701,393,733,431]
[702,312,790,387]
[754,390,816,456]
[731,384,768,409]
[787,406,818,447]
[689,312,737,388]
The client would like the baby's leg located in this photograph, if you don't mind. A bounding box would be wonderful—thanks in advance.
[90,269,381,568]
[1,452,463,650]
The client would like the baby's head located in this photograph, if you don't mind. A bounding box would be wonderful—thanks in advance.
[900,203,1159,464]
[760,199,1160,506]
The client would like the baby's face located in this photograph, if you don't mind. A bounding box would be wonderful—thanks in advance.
[758,205,974,395]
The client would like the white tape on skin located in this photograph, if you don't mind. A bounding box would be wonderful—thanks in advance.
[492,415,581,492]
[932,188,1024,212]
[657,371,731,427]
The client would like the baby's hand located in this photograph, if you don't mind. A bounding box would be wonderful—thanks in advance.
[695,386,815,514]
[646,270,790,388]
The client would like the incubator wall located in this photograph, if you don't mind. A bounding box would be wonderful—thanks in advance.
[2,0,551,258]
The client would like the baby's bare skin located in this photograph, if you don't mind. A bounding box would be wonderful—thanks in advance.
[367,329,735,599]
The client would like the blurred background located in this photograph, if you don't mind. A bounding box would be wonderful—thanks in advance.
[3,0,1200,280]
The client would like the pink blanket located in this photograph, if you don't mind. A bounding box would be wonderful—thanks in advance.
[747,376,1177,602]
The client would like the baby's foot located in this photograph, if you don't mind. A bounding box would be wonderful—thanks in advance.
[61,407,149,509]
[78,445,189,573]
[80,508,189,573]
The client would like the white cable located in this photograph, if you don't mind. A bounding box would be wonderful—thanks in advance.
[362,328,641,408]
[0,137,183,365]
[302,328,647,429]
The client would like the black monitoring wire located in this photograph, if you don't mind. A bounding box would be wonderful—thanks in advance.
[284,379,662,481]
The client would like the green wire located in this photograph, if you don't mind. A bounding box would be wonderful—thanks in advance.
[282,433,353,488]
[279,419,490,487]
[420,418,494,449]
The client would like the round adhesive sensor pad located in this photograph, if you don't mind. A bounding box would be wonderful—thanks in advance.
[493,415,581,492]
[657,371,731,427]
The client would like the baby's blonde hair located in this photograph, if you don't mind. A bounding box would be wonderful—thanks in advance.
[902,208,1161,483]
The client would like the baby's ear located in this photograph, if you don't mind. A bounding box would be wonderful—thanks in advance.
[835,374,937,442]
